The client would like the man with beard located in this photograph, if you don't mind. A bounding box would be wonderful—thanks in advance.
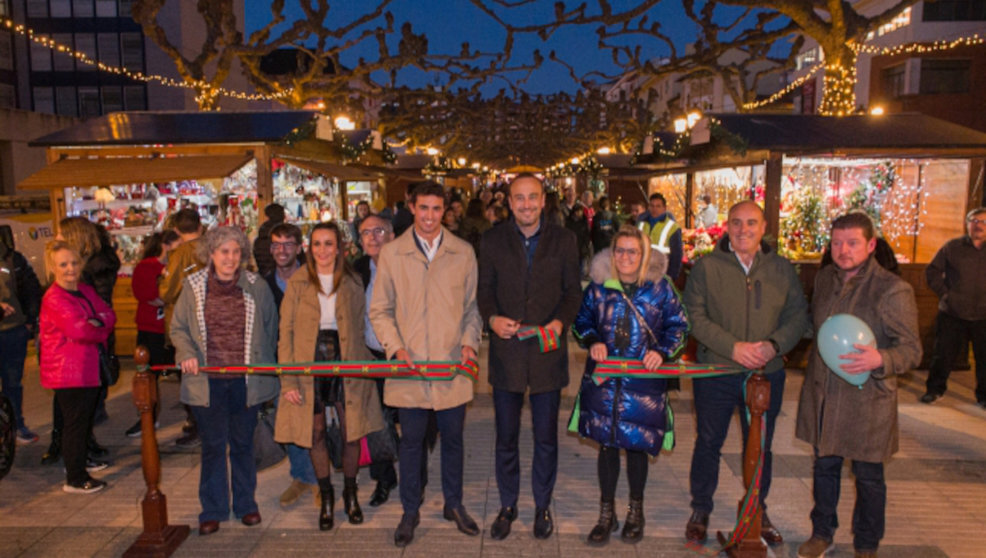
[795,212,920,558]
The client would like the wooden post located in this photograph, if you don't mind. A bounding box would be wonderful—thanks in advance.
[722,372,771,558]
[124,346,189,558]
[763,152,783,251]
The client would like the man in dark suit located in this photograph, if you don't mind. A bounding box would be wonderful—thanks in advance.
[478,173,583,540]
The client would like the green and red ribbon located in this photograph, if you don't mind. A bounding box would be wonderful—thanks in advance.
[517,325,560,353]
[591,358,743,385]
[151,359,480,383]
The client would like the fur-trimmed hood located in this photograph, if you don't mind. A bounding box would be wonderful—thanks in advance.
[589,246,669,285]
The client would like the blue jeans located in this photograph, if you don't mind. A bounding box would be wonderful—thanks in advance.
[494,388,560,510]
[689,369,785,514]
[191,378,261,523]
[398,404,466,514]
[810,454,885,552]
[0,325,29,429]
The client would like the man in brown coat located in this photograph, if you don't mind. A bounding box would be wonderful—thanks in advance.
[795,213,921,558]
[370,181,483,547]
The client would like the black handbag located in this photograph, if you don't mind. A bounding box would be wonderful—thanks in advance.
[359,411,398,466]
[80,295,119,387]
[254,403,286,471]
[325,407,344,470]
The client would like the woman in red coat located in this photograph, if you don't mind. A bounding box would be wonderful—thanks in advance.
[39,240,116,493]
[125,230,181,437]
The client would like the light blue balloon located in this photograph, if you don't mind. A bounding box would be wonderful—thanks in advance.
[817,313,876,388]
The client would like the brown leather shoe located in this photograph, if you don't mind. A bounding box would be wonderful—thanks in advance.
[241,512,262,526]
[685,510,709,543]
[198,520,220,536]
[761,512,783,546]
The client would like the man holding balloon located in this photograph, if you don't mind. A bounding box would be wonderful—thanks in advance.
[795,212,921,558]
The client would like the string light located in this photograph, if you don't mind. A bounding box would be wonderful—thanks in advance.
[744,33,984,114]
[742,62,823,111]
[1,17,293,103]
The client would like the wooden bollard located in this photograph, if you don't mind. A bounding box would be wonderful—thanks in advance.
[721,372,771,558]
[123,346,189,558]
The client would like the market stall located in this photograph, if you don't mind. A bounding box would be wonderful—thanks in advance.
[634,112,986,363]
[19,110,391,354]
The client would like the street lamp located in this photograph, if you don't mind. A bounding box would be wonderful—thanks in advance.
[334,115,355,130]
[457,157,467,166]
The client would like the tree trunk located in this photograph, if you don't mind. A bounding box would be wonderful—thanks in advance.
[818,44,858,116]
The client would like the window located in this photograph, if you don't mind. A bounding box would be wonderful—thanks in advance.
[919,59,971,94]
[101,85,123,113]
[30,35,52,71]
[0,84,15,109]
[121,32,143,72]
[75,33,96,71]
[26,0,48,18]
[124,85,146,110]
[882,64,906,98]
[0,0,8,17]
[73,0,94,17]
[118,0,133,16]
[97,33,119,67]
[56,86,77,116]
[33,87,55,113]
[95,0,116,17]
[923,0,986,21]
[50,0,71,17]
[79,86,100,117]
[52,33,75,71]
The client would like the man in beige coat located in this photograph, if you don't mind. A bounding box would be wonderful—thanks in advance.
[370,181,483,547]
[795,213,921,558]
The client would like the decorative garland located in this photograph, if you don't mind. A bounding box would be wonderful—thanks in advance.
[517,325,560,353]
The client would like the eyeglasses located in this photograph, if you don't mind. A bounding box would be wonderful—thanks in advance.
[270,241,298,251]
[968,218,986,225]
[614,247,641,257]
[360,227,389,238]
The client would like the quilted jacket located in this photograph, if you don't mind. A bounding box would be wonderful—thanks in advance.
[39,283,116,390]
[572,247,689,455]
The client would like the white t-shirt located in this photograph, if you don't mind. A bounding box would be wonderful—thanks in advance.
[317,273,338,330]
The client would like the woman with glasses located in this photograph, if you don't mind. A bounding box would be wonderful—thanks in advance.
[572,225,689,545]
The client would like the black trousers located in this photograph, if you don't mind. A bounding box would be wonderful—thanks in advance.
[368,348,398,487]
[926,311,986,402]
[810,454,885,552]
[55,386,100,484]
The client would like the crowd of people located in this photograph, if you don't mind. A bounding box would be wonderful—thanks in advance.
[1,176,984,558]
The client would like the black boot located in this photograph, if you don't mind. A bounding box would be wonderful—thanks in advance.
[41,430,61,465]
[343,477,364,524]
[318,478,334,531]
[587,500,618,546]
[621,497,644,543]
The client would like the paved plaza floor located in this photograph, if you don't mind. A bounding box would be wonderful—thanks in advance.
[1,340,984,557]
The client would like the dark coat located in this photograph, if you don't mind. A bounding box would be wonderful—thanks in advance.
[573,248,689,455]
[82,244,120,305]
[796,257,921,463]
[478,219,582,393]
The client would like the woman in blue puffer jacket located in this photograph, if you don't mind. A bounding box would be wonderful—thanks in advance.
[572,225,689,546]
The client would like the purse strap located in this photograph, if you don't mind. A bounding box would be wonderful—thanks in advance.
[617,290,660,349]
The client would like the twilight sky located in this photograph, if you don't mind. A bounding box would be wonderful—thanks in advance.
[243,0,704,95]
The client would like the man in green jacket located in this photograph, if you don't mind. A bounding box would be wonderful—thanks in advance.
[683,201,809,546]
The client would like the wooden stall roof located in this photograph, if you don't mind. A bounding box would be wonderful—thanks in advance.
[636,113,986,167]
[276,156,385,181]
[29,110,317,147]
[18,154,254,190]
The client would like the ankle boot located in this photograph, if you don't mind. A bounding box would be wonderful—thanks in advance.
[318,478,334,531]
[41,430,61,465]
[343,477,363,524]
[621,497,644,543]
[587,500,618,546]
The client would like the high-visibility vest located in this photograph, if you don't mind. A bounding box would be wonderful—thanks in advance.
[638,218,680,254]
